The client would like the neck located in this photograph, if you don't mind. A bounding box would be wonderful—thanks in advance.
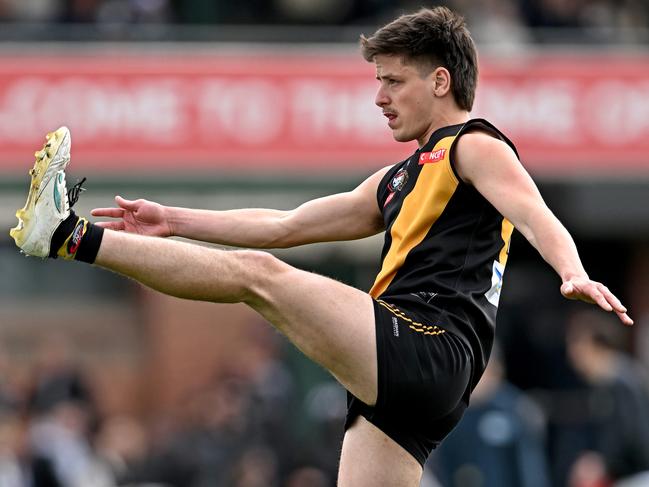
[417,111,471,148]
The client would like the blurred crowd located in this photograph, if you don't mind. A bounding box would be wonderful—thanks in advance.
[0,1,648,486]
[0,0,647,42]
[433,308,649,487]
[1,307,649,487]
[0,331,346,487]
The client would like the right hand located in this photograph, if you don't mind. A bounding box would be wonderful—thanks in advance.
[561,277,633,326]
[91,196,173,237]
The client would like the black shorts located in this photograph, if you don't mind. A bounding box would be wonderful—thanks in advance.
[344,299,473,466]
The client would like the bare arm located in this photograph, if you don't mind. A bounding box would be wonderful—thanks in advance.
[454,132,633,325]
[92,166,390,249]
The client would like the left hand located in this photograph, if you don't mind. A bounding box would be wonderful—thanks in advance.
[561,277,633,326]
[91,196,172,237]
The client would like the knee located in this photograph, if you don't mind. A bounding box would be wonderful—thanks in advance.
[232,250,288,304]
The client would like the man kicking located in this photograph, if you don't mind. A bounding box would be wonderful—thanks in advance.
[10,7,631,487]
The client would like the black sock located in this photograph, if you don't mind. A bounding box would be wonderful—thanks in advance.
[49,210,104,263]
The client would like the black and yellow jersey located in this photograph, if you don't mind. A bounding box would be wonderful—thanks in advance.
[370,118,517,387]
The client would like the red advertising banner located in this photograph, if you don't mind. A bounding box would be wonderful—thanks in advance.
[0,49,648,175]
[476,55,649,175]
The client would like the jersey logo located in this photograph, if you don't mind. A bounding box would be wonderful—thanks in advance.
[384,168,409,207]
[418,149,447,165]
[389,168,409,191]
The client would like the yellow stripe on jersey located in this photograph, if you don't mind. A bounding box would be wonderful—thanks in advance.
[370,136,458,298]
[499,218,514,266]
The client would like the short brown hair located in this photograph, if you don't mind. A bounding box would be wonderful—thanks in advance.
[360,7,478,111]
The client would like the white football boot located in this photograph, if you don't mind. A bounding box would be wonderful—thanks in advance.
[10,127,72,258]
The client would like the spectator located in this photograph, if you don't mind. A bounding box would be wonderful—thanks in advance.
[2,0,63,22]
[119,376,256,487]
[455,0,532,50]
[0,411,63,487]
[284,466,329,487]
[566,309,649,486]
[28,336,95,417]
[60,0,100,22]
[431,343,551,487]
[95,414,152,485]
[230,445,279,487]
[0,345,22,414]
[26,336,108,486]
[29,401,114,487]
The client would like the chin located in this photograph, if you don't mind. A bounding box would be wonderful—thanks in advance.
[392,131,415,143]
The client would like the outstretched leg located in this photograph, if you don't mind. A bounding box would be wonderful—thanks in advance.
[98,232,424,485]
[8,127,376,402]
[11,127,425,483]
[97,230,379,403]
[99,230,423,486]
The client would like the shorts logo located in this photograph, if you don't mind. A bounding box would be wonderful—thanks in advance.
[418,149,447,165]
[392,316,399,337]
[67,220,86,254]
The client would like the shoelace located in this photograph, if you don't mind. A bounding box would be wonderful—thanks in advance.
[67,177,87,207]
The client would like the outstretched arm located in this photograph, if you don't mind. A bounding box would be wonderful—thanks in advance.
[92,166,390,249]
[454,132,633,326]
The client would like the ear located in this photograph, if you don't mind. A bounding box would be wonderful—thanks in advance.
[432,67,452,97]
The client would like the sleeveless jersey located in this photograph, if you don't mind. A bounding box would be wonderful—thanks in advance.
[370,118,518,386]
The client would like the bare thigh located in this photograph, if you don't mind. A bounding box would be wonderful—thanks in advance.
[338,416,422,487]
[96,233,378,405]
[94,232,421,482]
[244,251,378,405]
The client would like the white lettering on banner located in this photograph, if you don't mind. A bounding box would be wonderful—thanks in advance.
[586,80,649,143]
[0,77,185,141]
[198,79,284,144]
[2,53,649,172]
[475,81,579,141]
[290,81,384,142]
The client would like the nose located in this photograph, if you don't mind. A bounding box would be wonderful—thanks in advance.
[375,85,389,107]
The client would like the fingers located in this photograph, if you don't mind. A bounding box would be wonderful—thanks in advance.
[562,280,634,326]
[616,311,634,326]
[91,207,124,218]
[592,290,613,312]
[597,284,633,326]
[91,195,138,216]
[115,195,141,210]
[91,194,138,217]
[583,294,633,326]
[597,284,627,313]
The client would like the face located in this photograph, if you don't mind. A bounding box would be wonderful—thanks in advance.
[374,54,437,147]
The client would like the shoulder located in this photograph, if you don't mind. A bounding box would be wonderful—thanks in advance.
[354,163,400,202]
[378,162,399,178]
[367,163,399,189]
[454,130,515,162]
[453,130,520,184]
